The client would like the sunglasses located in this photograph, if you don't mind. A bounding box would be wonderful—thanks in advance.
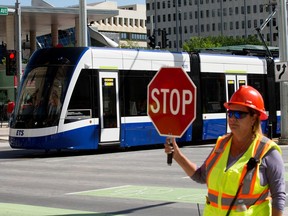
[227,110,250,119]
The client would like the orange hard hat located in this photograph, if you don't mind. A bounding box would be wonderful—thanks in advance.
[224,85,268,120]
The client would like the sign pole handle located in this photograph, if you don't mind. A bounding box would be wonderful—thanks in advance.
[167,137,173,166]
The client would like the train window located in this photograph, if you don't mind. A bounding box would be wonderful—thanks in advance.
[65,69,93,123]
[120,70,155,116]
[227,80,235,99]
[247,74,268,111]
[201,73,226,113]
[248,74,280,111]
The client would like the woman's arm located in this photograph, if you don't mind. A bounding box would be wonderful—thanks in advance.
[264,148,286,215]
[272,207,283,216]
[164,138,197,177]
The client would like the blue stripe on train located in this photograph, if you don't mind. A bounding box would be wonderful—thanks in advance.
[120,122,192,147]
[9,126,98,150]
[9,122,193,150]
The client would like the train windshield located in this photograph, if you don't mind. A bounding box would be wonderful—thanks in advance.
[9,47,90,129]
[12,63,73,128]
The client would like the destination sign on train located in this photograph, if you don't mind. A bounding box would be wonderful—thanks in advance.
[147,67,197,137]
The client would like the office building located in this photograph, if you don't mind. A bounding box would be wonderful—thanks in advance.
[146,0,278,51]
[89,1,147,48]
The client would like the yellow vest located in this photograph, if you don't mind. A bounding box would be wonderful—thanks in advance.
[203,133,281,216]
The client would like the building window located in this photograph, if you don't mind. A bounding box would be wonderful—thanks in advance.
[120,32,128,40]
[241,6,245,14]
[146,16,151,24]
[190,25,193,33]
[273,33,278,41]
[189,11,193,19]
[254,19,258,28]
[247,6,251,14]
[146,3,150,11]
[260,4,264,13]
[201,24,204,32]
[242,21,245,29]
[248,20,251,28]
[206,10,209,18]
[235,7,238,15]
[253,5,257,13]
[223,22,227,30]
[223,8,227,16]
[229,7,233,16]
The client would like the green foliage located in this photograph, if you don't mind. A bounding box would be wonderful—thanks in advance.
[120,40,140,48]
[183,35,263,51]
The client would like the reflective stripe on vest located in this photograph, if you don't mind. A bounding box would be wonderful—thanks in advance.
[205,134,280,210]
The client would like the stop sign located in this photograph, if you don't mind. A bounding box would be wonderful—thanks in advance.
[147,67,197,137]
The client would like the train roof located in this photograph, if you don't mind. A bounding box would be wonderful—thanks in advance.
[197,44,279,58]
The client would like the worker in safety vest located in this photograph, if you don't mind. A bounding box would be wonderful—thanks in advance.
[165,85,285,216]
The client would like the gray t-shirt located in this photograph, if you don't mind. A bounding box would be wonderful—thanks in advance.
[191,148,286,211]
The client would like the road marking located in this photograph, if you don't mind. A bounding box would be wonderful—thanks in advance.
[0,203,123,216]
[69,185,207,204]
[67,185,130,195]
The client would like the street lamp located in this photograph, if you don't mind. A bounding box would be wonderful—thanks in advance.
[15,0,22,100]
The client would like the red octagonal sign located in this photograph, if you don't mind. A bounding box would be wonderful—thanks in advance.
[147,67,197,138]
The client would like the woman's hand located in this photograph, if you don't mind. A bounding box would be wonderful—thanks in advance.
[164,137,197,177]
[164,137,179,155]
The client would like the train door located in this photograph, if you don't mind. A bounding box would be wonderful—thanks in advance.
[98,71,120,144]
[225,75,247,133]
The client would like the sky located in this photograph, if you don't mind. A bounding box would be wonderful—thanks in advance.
[0,0,146,7]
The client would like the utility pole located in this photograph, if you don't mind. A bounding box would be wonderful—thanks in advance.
[79,0,87,46]
[154,0,158,46]
[15,0,22,100]
[278,0,288,145]
[175,0,179,51]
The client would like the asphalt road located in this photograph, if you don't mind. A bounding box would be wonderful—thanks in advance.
[0,139,287,216]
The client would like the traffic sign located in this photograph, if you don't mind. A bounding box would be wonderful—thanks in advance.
[275,62,288,82]
[0,7,8,15]
[147,67,197,138]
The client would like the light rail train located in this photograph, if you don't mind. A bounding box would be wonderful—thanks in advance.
[8,47,280,150]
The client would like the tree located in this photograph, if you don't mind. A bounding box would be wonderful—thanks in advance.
[120,40,140,48]
[183,35,263,52]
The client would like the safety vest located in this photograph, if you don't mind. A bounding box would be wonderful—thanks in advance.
[203,133,281,216]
